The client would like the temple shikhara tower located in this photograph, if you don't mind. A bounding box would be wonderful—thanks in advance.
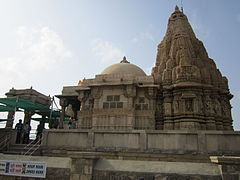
[152,6,233,130]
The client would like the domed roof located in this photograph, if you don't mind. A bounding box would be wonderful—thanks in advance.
[101,57,146,76]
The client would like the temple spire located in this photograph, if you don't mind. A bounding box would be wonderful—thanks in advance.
[152,6,233,131]
[175,5,180,12]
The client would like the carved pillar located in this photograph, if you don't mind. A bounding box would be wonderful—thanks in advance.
[212,96,223,130]
[5,111,15,129]
[124,85,136,129]
[59,98,69,129]
[78,94,84,129]
[78,91,92,129]
[23,111,34,125]
[145,87,157,129]
[155,91,164,130]
[172,94,180,129]
[162,90,173,130]
[221,96,233,130]
[204,95,216,130]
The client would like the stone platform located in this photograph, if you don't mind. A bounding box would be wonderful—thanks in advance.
[42,129,240,155]
[1,129,240,179]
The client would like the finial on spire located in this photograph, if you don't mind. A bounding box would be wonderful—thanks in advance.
[120,56,130,63]
[175,5,180,12]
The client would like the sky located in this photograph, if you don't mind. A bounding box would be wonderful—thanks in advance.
[0,0,239,130]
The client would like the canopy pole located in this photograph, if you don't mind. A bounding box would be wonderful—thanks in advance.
[5,97,18,129]
[49,97,54,123]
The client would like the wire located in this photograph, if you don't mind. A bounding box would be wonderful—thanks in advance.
[53,97,60,110]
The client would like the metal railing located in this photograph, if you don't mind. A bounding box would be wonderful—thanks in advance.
[0,133,11,151]
[23,133,42,156]
[29,129,37,140]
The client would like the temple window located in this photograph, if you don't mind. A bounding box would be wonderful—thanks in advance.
[103,95,123,109]
[135,97,148,110]
[135,104,141,110]
[114,95,120,101]
[107,96,113,101]
[142,104,149,110]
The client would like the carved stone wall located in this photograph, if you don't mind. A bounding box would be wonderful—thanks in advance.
[76,85,157,130]
[152,6,233,130]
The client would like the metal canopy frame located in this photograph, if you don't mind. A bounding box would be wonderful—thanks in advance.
[0,97,61,122]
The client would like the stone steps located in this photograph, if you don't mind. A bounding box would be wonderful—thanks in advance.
[3,144,41,156]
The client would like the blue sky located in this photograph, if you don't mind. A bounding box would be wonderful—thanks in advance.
[0,0,239,130]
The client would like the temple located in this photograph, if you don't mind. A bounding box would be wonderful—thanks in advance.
[57,56,158,130]
[0,6,239,180]
[57,6,233,131]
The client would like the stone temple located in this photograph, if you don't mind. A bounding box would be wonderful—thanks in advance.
[1,6,239,180]
[57,6,233,131]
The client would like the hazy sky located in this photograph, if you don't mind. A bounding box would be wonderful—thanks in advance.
[0,0,239,130]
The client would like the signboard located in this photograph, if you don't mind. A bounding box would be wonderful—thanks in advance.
[0,160,46,178]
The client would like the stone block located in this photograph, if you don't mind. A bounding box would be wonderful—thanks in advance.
[84,165,92,175]
[79,175,91,180]
[72,174,80,180]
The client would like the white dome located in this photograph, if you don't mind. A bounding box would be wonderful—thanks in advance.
[101,57,146,76]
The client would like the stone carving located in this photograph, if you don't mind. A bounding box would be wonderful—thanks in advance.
[185,99,193,112]
[92,87,102,99]
[124,85,136,98]
[213,98,221,116]
[152,7,229,89]
[204,96,212,114]
[163,103,172,115]
[173,101,179,113]
[152,6,233,130]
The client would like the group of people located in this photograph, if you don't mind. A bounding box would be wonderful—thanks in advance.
[15,117,76,144]
[15,119,31,144]
[15,119,44,144]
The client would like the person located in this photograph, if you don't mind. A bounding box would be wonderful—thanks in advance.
[15,119,24,144]
[35,123,44,144]
[68,117,73,129]
[23,122,31,144]
[72,119,77,129]
[68,117,77,129]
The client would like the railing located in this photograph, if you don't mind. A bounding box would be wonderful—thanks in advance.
[0,132,11,151]
[0,121,6,128]
[23,133,42,156]
[29,129,37,140]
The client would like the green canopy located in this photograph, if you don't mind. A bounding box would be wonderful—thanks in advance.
[0,97,49,111]
[0,119,13,122]
[0,105,17,112]
[0,97,61,121]
[32,117,69,123]
[38,110,61,117]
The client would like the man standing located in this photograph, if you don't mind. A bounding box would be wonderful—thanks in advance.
[35,123,44,144]
[23,122,31,144]
[15,119,24,144]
